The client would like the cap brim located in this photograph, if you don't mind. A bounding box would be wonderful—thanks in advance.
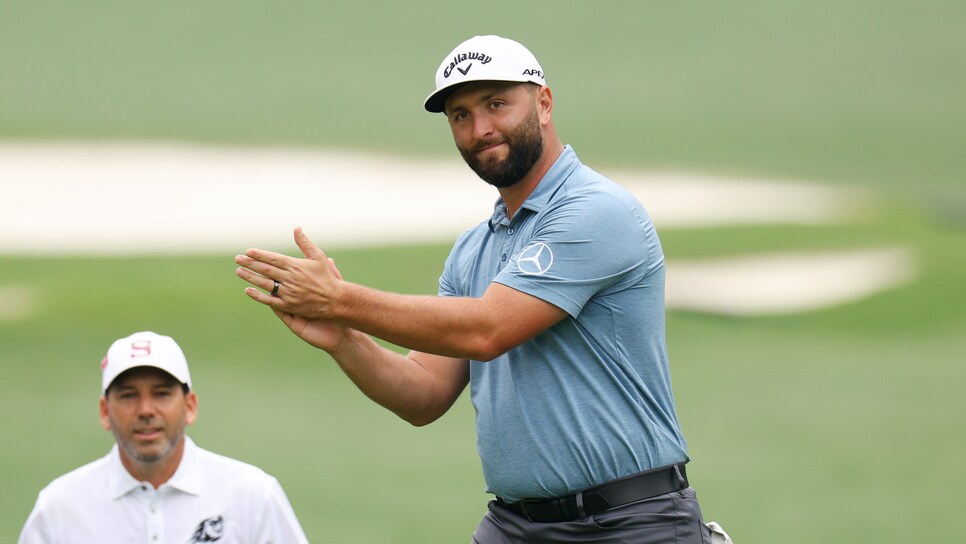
[424,82,470,113]
[423,77,540,113]
[103,365,191,394]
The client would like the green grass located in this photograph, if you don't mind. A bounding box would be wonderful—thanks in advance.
[3,198,964,542]
[2,1,965,542]
[0,247,489,542]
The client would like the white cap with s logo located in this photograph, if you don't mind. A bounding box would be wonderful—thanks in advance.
[101,331,192,393]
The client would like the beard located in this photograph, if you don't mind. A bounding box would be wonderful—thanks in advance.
[457,106,544,188]
[112,418,183,464]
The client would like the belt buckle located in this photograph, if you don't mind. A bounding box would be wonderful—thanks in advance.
[519,495,585,523]
[518,498,540,522]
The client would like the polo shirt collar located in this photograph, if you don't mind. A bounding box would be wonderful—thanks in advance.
[488,145,580,231]
[107,436,202,499]
[168,436,202,495]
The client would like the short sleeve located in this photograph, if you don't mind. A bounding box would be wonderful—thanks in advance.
[251,478,309,544]
[18,494,52,544]
[494,188,654,317]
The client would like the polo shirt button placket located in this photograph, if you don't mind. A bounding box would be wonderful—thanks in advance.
[146,488,163,544]
[498,224,515,271]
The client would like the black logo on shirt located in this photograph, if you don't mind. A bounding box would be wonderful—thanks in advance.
[191,515,224,542]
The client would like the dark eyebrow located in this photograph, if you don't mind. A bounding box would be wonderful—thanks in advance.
[477,92,507,105]
[109,378,180,395]
[153,382,178,390]
[447,91,506,116]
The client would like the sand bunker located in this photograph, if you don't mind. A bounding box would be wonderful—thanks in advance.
[0,141,912,316]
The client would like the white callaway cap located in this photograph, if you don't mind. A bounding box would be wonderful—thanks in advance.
[424,35,546,113]
[101,331,192,393]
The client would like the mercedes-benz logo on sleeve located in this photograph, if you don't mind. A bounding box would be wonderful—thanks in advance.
[516,242,554,275]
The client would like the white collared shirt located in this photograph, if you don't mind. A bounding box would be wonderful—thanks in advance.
[19,437,309,544]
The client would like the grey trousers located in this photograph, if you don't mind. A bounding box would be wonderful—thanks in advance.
[471,487,712,544]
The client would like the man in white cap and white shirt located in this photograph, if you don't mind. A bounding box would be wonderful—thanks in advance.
[19,331,309,544]
[236,35,732,543]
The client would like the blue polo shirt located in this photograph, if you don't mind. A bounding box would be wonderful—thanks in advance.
[439,146,689,502]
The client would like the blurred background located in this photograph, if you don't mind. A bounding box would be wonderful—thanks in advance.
[1,1,964,542]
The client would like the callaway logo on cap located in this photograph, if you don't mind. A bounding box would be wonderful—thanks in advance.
[101,331,192,393]
[424,35,546,113]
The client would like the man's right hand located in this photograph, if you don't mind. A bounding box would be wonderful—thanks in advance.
[270,254,349,353]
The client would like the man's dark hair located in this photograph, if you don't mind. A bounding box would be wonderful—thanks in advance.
[105,367,190,397]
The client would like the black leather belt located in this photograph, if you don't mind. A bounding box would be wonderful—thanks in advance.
[497,462,689,523]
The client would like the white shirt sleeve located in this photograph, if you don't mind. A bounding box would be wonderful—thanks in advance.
[18,496,52,544]
[251,477,310,544]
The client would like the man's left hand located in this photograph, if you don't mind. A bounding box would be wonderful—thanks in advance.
[235,227,341,320]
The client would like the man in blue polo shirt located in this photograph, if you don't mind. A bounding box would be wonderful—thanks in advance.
[236,35,727,543]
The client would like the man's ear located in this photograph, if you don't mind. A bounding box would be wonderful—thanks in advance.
[185,390,198,426]
[537,86,554,124]
[99,396,111,431]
